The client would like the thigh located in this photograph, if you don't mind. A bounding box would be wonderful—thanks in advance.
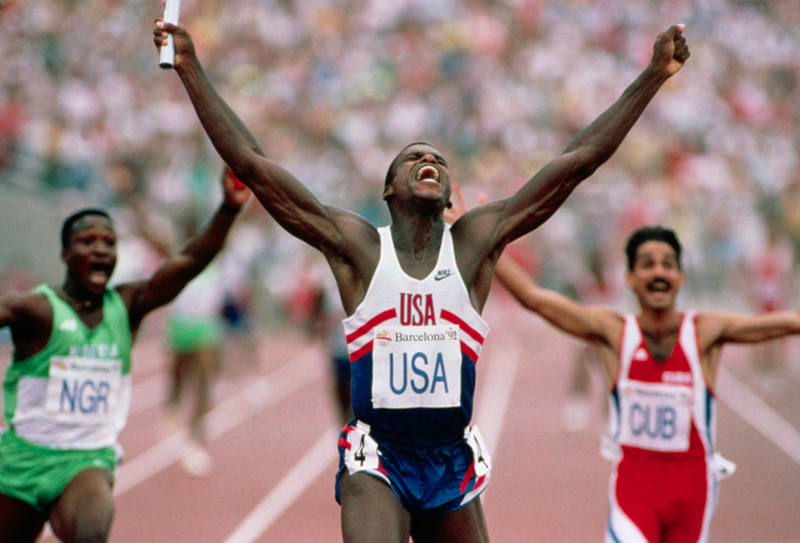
[608,464,659,543]
[0,492,46,543]
[49,468,114,543]
[410,496,489,543]
[663,462,712,543]
[339,471,411,543]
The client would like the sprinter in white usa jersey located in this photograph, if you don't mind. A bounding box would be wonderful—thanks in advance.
[155,17,690,542]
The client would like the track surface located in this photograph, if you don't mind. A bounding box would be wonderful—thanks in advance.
[2,294,799,543]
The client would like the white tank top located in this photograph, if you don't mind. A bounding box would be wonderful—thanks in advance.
[342,225,489,443]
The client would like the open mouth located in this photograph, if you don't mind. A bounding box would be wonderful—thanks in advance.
[88,263,111,284]
[646,279,671,293]
[415,165,440,184]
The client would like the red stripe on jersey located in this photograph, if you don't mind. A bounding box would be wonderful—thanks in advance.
[461,341,478,364]
[441,309,485,345]
[338,438,351,450]
[345,308,397,344]
[349,340,373,363]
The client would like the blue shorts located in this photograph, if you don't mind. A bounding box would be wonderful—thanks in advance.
[335,420,491,515]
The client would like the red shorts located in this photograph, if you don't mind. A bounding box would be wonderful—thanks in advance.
[606,450,716,543]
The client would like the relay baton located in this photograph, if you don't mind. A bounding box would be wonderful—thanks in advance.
[158,0,181,69]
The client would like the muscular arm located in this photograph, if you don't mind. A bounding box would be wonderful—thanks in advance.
[697,309,800,384]
[154,22,378,311]
[507,26,687,238]
[119,170,250,330]
[494,256,623,380]
[452,25,689,300]
[0,292,53,360]
[154,22,368,254]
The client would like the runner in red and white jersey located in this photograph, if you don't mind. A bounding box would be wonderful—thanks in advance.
[490,225,800,542]
[607,311,720,542]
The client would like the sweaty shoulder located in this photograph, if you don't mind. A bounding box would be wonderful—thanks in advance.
[587,305,625,348]
[0,290,54,358]
[319,207,382,315]
[325,206,381,266]
[0,289,52,327]
[450,201,506,264]
[693,311,728,350]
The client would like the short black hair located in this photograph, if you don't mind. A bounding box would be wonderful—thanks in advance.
[384,141,434,187]
[61,208,112,249]
[625,226,682,271]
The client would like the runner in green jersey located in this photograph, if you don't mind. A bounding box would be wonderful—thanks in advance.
[0,168,249,543]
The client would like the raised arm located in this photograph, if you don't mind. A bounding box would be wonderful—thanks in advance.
[715,310,800,344]
[494,255,623,348]
[470,25,690,248]
[152,20,363,253]
[697,308,800,384]
[119,168,249,330]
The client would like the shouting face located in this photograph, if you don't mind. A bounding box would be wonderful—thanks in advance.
[61,215,117,295]
[626,240,685,311]
[384,143,451,210]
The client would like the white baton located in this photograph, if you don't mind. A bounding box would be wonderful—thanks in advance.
[158,0,181,69]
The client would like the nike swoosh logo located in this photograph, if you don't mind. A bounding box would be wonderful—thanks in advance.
[435,271,453,281]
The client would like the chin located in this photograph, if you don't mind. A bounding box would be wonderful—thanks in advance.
[645,299,675,311]
[85,280,109,295]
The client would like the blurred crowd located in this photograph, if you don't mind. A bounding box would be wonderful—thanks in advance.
[1,0,799,317]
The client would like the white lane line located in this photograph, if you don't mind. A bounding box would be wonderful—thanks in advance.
[472,330,521,504]
[128,373,166,415]
[221,322,524,543]
[115,345,321,495]
[716,366,800,466]
[40,347,322,542]
[222,427,339,543]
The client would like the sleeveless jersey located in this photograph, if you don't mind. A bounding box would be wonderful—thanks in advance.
[609,311,714,459]
[3,285,133,450]
[343,225,489,444]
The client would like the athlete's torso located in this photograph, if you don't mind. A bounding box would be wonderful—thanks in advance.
[609,311,714,459]
[343,225,489,444]
[3,284,133,450]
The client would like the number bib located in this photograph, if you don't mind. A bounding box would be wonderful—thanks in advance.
[45,356,122,424]
[618,381,693,452]
[372,325,461,409]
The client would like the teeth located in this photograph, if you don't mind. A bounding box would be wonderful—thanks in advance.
[416,166,439,182]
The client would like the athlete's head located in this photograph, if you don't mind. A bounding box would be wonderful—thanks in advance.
[61,208,113,250]
[384,142,432,188]
[625,226,685,311]
[60,208,117,294]
[383,142,452,212]
[625,226,682,271]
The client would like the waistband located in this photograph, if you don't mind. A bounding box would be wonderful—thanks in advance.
[351,419,469,448]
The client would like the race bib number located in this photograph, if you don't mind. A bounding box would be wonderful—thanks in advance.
[341,423,382,475]
[372,325,461,409]
[45,356,122,423]
[618,381,693,452]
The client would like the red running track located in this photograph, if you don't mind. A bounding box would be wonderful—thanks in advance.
[2,295,799,543]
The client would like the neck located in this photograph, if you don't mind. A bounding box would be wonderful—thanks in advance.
[389,215,444,261]
[638,306,681,336]
[60,280,103,309]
